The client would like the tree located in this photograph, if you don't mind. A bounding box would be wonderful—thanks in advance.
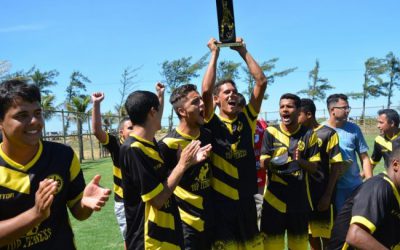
[382,52,400,108]
[160,54,208,131]
[116,66,140,119]
[66,95,91,162]
[0,60,11,79]
[216,60,241,82]
[243,58,297,100]
[41,95,58,139]
[298,60,333,101]
[348,57,386,121]
[30,69,59,95]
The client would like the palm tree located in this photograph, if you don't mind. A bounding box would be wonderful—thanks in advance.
[30,69,59,95]
[66,95,91,162]
[41,95,58,139]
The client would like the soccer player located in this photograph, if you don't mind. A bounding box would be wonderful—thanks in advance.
[158,84,214,249]
[325,94,372,212]
[0,79,111,249]
[260,93,320,250]
[327,147,400,250]
[370,109,400,169]
[298,98,344,250]
[202,37,267,249]
[120,83,212,249]
[91,92,133,248]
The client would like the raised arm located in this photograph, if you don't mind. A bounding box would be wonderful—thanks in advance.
[0,179,57,247]
[232,38,268,113]
[202,37,220,121]
[155,82,165,125]
[91,92,107,143]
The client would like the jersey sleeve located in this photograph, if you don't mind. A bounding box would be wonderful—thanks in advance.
[327,131,343,164]
[350,179,391,233]
[355,125,369,154]
[370,139,382,166]
[260,128,274,162]
[158,140,178,171]
[306,131,321,162]
[67,152,86,208]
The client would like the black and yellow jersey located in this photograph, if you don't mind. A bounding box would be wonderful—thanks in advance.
[309,125,343,206]
[260,124,320,213]
[371,131,400,169]
[120,134,183,250]
[327,173,400,250]
[204,104,258,202]
[102,132,124,201]
[158,128,214,234]
[0,141,86,250]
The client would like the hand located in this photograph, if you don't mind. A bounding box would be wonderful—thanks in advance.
[178,140,201,169]
[81,175,111,211]
[91,92,104,103]
[155,82,165,97]
[317,194,331,212]
[207,37,220,54]
[33,179,58,220]
[194,143,212,163]
[230,37,247,53]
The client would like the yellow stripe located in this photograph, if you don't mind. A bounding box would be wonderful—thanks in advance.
[131,141,164,163]
[174,186,203,209]
[326,133,339,152]
[145,237,180,250]
[113,165,122,179]
[67,191,83,208]
[370,158,379,165]
[178,207,204,232]
[211,177,239,200]
[70,153,81,181]
[264,190,286,213]
[350,215,376,233]
[148,205,175,230]
[0,141,43,172]
[375,136,392,151]
[309,152,321,162]
[341,242,349,250]
[270,173,288,186]
[305,173,314,211]
[330,153,343,164]
[176,128,199,140]
[308,132,318,148]
[260,154,271,161]
[114,184,123,198]
[267,127,290,147]
[141,183,163,202]
[383,176,400,207]
[101,133,110,145]
[0,166,31,194]
[162,137,190,150]
[211,154,239,179]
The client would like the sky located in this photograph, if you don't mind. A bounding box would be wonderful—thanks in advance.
[1,0,399,131]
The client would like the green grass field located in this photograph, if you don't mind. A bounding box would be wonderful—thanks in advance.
[70,132,385,249]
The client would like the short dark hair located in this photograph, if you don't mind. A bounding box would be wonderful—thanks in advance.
[119,116,131,129]
[326,94,348,110]
[389,147,400,164]
[0,79,41,120]
[280,93,301,108]
[237,93,246,107]
[300,98,316,117]
[213,79,237,96]
[124,91,159,126]
[170,84,198,119]
[378,109,400,127]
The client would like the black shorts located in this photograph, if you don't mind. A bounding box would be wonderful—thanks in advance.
[182,222,213,250]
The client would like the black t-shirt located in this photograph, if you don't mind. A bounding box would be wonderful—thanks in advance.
[328,173,400,250]
[120,134,183,250]
[371,132,400,169]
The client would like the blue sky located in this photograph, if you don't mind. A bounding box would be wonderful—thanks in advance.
[1,0,399,131]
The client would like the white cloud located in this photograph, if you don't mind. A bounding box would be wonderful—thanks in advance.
[0,24,46,33]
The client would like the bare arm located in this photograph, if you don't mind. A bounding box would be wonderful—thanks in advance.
[202,38,220,121]
[0,179,57,247]
[149,142,212,209]
[318,162,342,211]
[346,224,387,250]
[294,147,318,174]
[360,152,373,179]
[232,38,267,113]
[91,92,107,143]
[155,82,165,125]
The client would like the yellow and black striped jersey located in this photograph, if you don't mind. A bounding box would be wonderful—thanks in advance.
[328,173,400,249]
[309,125,343,206]
[120,134,183,250]
[158,127,214,233]
[0,141,86,250]
[371,131,400,169]
[261,124,320,213]
[204,104,258,202]
[102,133,125,202]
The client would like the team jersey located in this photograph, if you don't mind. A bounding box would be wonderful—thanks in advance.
[254,119,268,170]
[102,132,124,201]
[327,173,400,250]
[309,125,343,206]
[158,128,214,234]
[204,104,258,202]
[370,131,400,169]
[120,134,183,250]
[0,141,86,250]
[260,124,320,213]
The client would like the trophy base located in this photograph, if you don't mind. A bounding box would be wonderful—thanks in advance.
[216,42,242,48]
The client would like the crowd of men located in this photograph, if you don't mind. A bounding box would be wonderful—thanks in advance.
[0,38,399,250]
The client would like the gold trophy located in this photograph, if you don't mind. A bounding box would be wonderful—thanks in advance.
[216,0,242,47]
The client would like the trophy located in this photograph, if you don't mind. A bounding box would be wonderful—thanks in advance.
[215,0,242,47]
